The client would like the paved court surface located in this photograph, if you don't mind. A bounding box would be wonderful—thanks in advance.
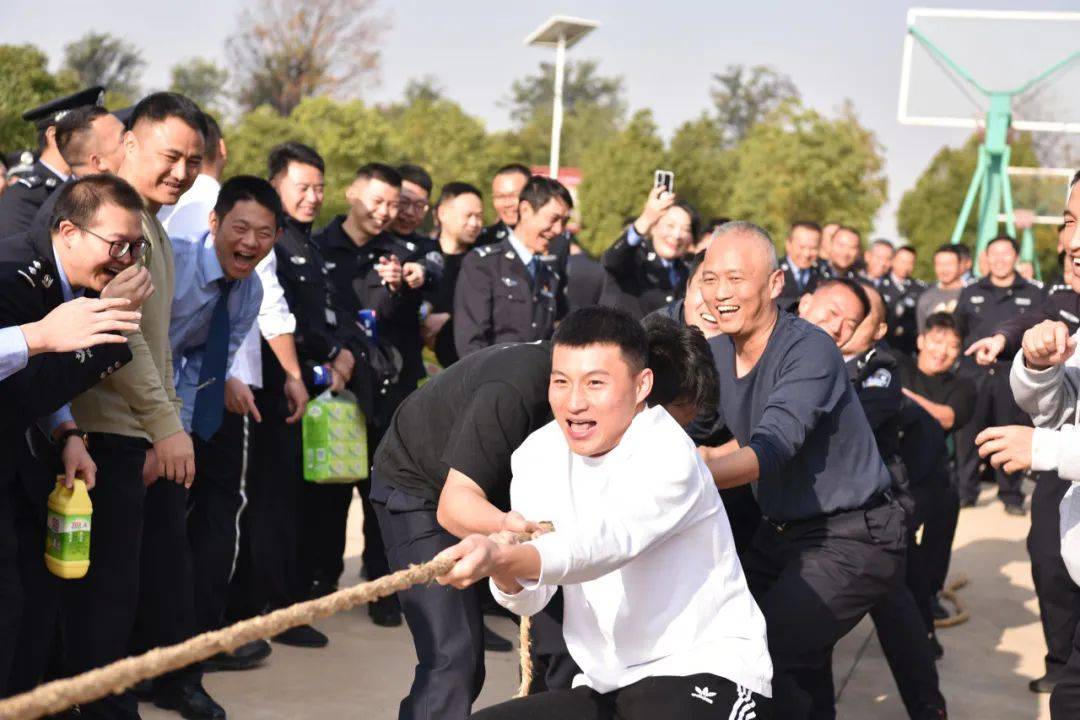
[140,485,1054,719]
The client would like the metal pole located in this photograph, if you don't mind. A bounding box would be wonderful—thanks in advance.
[549,33,566,179]
[951,151,986,246]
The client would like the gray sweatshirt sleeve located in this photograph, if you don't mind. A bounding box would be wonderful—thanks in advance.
[1010,349,1080,431]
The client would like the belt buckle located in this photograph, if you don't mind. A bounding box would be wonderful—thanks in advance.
[767,518,787,533]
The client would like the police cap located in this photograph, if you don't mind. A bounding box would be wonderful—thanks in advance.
[22,87,106,130]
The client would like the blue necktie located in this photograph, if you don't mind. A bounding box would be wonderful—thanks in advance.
[798,268,809,291]
[526,257,540,285]
[191,281,232,441]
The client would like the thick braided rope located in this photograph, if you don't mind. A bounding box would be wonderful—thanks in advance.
[516,616,534,698]
[0,555,465,720]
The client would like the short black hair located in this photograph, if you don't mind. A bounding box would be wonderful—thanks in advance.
[789,220,822,236]
[213,175,284,229]
[519,175,573,213]
[51,174,144,231]
[436,181,482,207]
[642,315,718,413]
[687,250,707,280]
[128,92,208,140]
[552,306,648,374]
[397,164,433,194]
[896,245,916,258]
[816,277,871,322]
[987,234,1019,254]
[355,162,402,188]
[954,243,972,260]
[494,163,532,181]
[923,311,964,339]
[267,141,325,180]
[934,243,962,261]
[202,113,223,164]
[869,238,895,253]
[703,217,731,236]
[835,225,862,244]
[55,105,111,166]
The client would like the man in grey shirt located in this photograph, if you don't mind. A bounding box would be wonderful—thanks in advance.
[916,243,967,332]
[698,222,906,720]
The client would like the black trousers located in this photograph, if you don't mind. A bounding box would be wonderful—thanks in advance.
[61,433,148,719]
[229,389,303,617]
[370,478,485,720]
[472,673,772,720]
[922,470,961,597]
[955,366,1027,506]
[1052,619,1080,718]
[131,476,199,689]
[1,476,60,698]
[743,501,907,720]
[1029,472,1080,682]
[189,412,247,633]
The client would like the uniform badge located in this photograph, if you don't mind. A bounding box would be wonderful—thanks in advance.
[504,251,515,260]
[42,274,53,288]
[1015,297,1031,306]
[1060,310,1079,324]
[970,295,984,304]
[862,369,892,389]
[16,270,35,287]
[290,256,307,265]
[502,277,519,288]
[647,252,657,262]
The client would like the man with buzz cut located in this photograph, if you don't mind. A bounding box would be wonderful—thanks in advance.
[697,221,906,719]
[437,307,773,720]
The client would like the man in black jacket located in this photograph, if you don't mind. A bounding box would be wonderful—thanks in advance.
[0,174,150,697]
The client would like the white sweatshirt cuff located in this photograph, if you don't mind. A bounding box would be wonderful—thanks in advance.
[530,532,571,585]
[1032,427,1061,473]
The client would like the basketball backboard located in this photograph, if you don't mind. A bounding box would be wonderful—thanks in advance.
[898,8,1080,134]
[998,167,1074,227]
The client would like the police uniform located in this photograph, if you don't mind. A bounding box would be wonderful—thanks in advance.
[0,87,105,240]
[0,230,132,696]
[315,217,425,605]
[475,220,510,247]
[453,237,568,359]
[953,275,1045,508]
[599,227,687,319]
[777,256,825,312]
[844,347,947,718]
[878,275,926,357]
[988,282,1080,688]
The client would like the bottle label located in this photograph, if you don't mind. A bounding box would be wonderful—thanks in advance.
[45,511,91,562]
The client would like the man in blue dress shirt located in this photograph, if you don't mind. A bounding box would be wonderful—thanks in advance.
[147,175,282,703]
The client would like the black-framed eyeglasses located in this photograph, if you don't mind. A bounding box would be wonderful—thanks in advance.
[75,223,148,260]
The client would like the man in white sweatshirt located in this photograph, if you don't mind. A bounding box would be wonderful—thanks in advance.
[436,307,773,719]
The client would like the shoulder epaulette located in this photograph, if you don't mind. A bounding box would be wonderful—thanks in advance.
[15,257,50,288]
[474,244,498,258]
[15,175,44,190]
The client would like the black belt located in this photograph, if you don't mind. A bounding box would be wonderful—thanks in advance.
[764,490,894,533]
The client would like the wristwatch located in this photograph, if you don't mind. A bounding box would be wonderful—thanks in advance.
[56,428,89,448]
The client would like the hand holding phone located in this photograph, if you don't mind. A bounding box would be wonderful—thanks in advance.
[654,169,675,197]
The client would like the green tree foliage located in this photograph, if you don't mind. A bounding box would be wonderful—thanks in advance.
[577,110,666,255]
[710,64,800,147]
[897,133,1053,278]
[169,58,230,114]
[667,114,735,225]
[62,32,145,98]
[505,59,626,169]
[0,44,76,151]
[725,102,887,245]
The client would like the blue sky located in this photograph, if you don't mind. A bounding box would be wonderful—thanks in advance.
[3,0,1077,239]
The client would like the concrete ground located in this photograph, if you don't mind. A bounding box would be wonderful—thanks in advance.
[140,485,1054,719]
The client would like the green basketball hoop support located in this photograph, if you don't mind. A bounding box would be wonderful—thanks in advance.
[908,26,1079,277]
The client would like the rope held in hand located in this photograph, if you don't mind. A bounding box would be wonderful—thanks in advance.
[0,537,541,720]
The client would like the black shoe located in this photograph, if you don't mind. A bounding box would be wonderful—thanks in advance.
[1029,675,1059,693]
[153,681,226,720]
[1003,503,1027,516]
[484,623,513,652]
[930,595,949,621]
[203,639,271,672]
[368,596,402,627]
[274,623,329,648]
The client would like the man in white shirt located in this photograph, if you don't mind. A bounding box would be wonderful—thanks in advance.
[436,308,773,719]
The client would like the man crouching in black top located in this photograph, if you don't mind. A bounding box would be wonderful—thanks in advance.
[697,221,907,720]
[369,308,720,720]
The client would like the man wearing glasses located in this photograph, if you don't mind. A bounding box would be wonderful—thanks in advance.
[0,173,152,698]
